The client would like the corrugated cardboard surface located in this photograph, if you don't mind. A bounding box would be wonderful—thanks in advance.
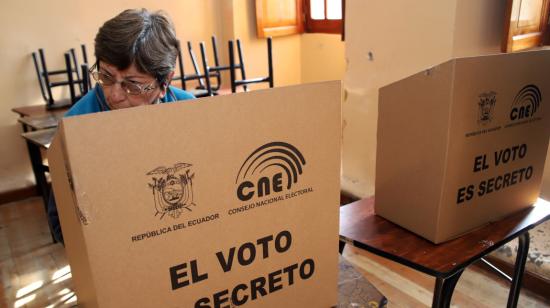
[49,81,342,307]
[376,50,550,243]
[376,60,455,240]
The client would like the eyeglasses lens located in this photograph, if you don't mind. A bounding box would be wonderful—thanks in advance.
[91,72,143,95]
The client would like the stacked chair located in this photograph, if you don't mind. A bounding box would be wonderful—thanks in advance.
[173,36,273,97]
[31,44,91,109]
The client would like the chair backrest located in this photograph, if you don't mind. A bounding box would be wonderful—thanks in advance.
[64,52,91,104]
[188,37,228,92]
[187,41,206,90]
[228,37,273,93]
[69,44,91,92]
[172,40,212,98]
[206,35,245,92]
[31,45,90,109]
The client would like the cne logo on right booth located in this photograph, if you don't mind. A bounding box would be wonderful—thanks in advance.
[509,84,542,121]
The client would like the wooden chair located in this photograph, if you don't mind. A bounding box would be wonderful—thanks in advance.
[31,45,90,109]
[172,40,211,98]
[228,37,273,93]
[198,41,214,97]
[188,36,240,93]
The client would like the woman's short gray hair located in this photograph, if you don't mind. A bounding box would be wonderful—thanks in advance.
[95,9,178,85]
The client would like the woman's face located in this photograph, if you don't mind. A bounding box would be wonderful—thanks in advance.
[98,61,168,110]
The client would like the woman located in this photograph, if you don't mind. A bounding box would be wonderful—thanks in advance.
[49,8,194,243]
[66,8,194,116]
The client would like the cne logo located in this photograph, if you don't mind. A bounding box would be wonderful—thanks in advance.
[236,142,306,201]
[147,163,196,219]
[510,84,542,121]
[477,91,497,125]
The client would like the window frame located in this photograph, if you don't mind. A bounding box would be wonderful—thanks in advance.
[303,0,343,35]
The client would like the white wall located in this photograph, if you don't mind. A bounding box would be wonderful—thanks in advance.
[343,0,457,197]
[0,0,223,192]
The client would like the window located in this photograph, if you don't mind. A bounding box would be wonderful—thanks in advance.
[304,0,343,34]
[256,0,304,38]
[255,0,344,38]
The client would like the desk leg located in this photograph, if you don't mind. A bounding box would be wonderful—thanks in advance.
[26,141,48,206]
[432,270,463,308]
[26,141,56,243]
[507,232,529,308]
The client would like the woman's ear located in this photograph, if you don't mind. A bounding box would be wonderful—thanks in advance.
[159,71,175,98]
[165,71,174,88]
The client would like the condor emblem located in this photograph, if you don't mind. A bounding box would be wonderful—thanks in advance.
[147,163,196,219]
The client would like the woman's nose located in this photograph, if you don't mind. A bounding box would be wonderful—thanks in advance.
[110,82,127,101]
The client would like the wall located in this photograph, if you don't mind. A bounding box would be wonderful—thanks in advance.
[301,33,345,83]
[231,0,302,88]
[343,0,457,197]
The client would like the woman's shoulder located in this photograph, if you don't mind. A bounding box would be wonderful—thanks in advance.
[64,87,103,117]
[168,86,196,101]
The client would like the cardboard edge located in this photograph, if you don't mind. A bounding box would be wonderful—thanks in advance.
[48,121,99,307]
[433,59,458,244]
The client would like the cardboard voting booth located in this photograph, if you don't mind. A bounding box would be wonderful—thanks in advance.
[376,50,550,244]
[49,82,342,307]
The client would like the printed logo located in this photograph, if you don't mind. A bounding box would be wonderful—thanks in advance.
[147,163,195,219]
[477,91,496,125]
[236,142,306,201]
[510,84,542,121]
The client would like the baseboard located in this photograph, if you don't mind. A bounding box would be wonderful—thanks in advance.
[0,186,39,205]
[475,255,550,299]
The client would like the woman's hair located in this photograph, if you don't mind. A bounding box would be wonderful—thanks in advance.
[94,9,178,86]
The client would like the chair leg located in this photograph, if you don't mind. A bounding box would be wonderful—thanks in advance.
[229,40,237,93]
[32,52,48,103]
[38,49,55,106]
[65,53,77,105]
[176,41,187,90]
[211,36,221,91]
[267,37,273,88]
[188,41,205,90]
[199,42,213,96]
[236,39,248,92]
[70,48,83,93]
[81,63,90,95]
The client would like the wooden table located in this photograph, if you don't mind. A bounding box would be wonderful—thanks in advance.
[21,128,57,242]
[18,113,63,131]
[12,103,69,118]
[339,197,550,308]
[12,104,65,212]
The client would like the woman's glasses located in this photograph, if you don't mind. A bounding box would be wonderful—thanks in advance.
[89,64,157,95]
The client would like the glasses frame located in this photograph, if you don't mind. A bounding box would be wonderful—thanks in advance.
[89,62,158,96]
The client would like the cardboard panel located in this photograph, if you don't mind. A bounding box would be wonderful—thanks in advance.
[440,51,550,242]
[376,60,455,240]
[376,50,550,243]
[49,131,99,307]
[49,81,342,307]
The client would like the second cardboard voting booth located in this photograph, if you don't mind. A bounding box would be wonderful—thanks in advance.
[376,50,550,243]
[49,82,342,307]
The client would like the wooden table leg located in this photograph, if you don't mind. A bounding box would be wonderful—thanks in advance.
[432,270,464,308]
[507,232,529,308]
[26,140,56,243]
